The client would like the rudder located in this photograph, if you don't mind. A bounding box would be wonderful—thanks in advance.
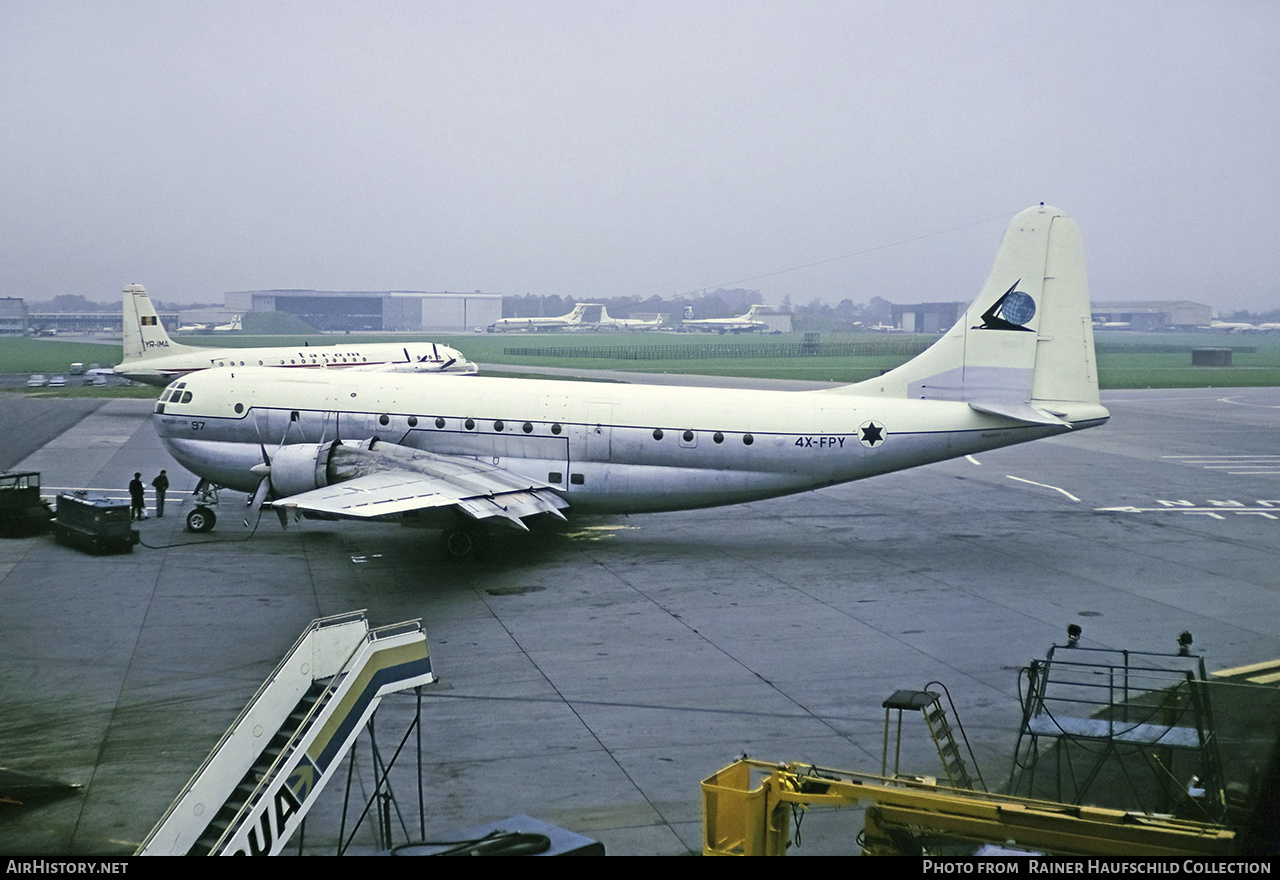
[832,204,1105,424]
[121,284,191,362]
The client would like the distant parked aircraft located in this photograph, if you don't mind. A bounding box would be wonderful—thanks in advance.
[597,306,664,330]
[116,284,477,387]
[490,304,590,332]
[681,305,767,333]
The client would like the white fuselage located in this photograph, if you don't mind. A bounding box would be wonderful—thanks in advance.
[119,341,476,387]
[154,369,1092,515]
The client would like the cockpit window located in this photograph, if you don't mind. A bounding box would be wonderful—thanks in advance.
[180,391,193,404]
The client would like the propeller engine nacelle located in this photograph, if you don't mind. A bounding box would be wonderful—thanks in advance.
[266,441,339,498]
[260,438,418,500]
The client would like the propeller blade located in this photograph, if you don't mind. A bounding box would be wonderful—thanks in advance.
[243,475,271,527]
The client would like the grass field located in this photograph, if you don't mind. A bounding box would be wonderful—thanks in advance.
[4,329,1280,393]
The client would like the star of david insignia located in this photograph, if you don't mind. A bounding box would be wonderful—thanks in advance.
[859,420,885,447]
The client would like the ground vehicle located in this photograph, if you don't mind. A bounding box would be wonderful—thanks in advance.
[48,375,67,387]
[0,472,53,536]
[26,374,46,387]
[50,492,139,553]
[69,363,85,375]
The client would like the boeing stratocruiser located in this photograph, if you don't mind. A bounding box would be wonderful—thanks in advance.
[153,205,1108,560]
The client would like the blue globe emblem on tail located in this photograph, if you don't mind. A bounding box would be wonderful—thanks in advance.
[1000,290,1036,326]
[975,280,1036,332]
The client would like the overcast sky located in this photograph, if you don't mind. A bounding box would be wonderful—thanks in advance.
[2,1,1277,312]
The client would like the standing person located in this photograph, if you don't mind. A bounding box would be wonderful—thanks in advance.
[151,469,169,518]
[128,472,146,521]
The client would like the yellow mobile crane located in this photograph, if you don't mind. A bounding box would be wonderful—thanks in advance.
[703,634,1258,857]
[701,757,1237,857]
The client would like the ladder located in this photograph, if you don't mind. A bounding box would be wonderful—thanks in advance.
[881,685,984,791]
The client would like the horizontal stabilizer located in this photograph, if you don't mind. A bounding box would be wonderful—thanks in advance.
[968,401,1071,427]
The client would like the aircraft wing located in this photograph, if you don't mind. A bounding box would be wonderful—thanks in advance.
[270,444,568,530]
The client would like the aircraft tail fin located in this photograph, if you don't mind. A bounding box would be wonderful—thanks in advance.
[121,284,193,362]
[832,204,1106,425]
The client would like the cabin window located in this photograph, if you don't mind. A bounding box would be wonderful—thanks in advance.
[494,420,504,432]
[682,430,694,442]
[713,432,724,444]
[408,416,418,427]
[464,418,475,430]
[743,433,754,445]
[570,473,585,485]
[378,414,390,426]
[653,428,663,440]
[435,417,446,429]
[234,403,244,414]
[523,422,533,433]
[258,360,263,365]
[548,472,562,483]
[551,423,562,435]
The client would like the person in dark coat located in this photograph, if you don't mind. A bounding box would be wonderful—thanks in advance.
[151,469,169,517]
[128,473,146,521]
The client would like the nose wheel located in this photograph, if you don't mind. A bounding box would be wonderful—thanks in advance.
[186,507,217,532]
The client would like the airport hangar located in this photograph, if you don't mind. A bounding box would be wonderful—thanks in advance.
[223,289,503,333]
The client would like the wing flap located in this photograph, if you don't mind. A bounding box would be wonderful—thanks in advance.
[271,444,569,526]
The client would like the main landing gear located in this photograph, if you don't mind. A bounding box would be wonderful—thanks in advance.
[440,520,490,563]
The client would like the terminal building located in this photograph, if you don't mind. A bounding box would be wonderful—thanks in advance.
[26,309,179,335]
[1089,300,1213,331]
[224,290,502,333]
[0,298,27,336]
[890,300,1215,333]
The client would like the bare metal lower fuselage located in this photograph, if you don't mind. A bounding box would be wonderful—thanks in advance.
[154,370,1102,516]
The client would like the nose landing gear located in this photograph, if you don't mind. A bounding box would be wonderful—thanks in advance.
[186,507,217,532]
[184,479,222,532]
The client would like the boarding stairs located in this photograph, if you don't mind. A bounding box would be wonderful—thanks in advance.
[136,610,435,856]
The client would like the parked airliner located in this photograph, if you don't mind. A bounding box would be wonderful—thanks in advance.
[489,303,591,332]
[681,304,768,333]
[153,205,1108,560]
[116,284,478,386]
[597,306,664,330]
